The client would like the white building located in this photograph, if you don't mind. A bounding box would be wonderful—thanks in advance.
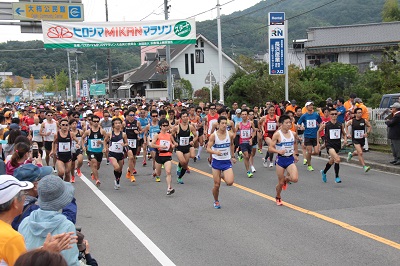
[121,34,239,100]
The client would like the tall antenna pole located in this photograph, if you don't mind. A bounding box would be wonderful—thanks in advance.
[217,0,224,104]
[164,0,172,101]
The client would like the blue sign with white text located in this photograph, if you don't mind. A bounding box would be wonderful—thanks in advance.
[269,38,285,75]
[269,12,285,25]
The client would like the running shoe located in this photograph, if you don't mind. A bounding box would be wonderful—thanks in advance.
[70,175,75,183]
[320,170,327,183]
[251,165,256,173]
[303,159,307,165]
[95,180,101,188]
[125,169,131,179]
[76,168,82,177]
[91,173,94,180]
[106,160,109,165]
[196,155,201,161]
[363,165,371,173]
[262,158,268,168]
[307,165,314,171]
[177,178,184,184]
[213,200,221,209]
[152,171,157,178]
[142,160,147,166]
[269,162,274,168]
[53,167,57,173]
[247,171,253,178]
[114,180,119,190]
[162,164,165,169]
[193,156,197,162]
[347,152,353,162]
[207,157,212,167]
[276,197,283,206]
[130,174,136,182]
[155,177,161,182]
[177,165,182,176]
[187,168,190,174]
[132,169,137,174]
[335,177,342,183]
[238,151,243,162]
[167,188,175,195]
[282,181,287,191]
[258,148,263,154]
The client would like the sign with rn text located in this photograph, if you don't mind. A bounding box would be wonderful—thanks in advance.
[268,12,285,75]
[42,18,197,49]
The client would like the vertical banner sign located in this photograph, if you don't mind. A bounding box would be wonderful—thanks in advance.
[82,80,89,97]
[75,80,80,97]
[268,12,285,75]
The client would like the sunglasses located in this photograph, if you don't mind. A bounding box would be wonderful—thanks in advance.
[92,120,99,123]
[210,108,216,110]
[152,115,158,118]
[129,114,135,116]
[330,113,338,116]
[60,124,68,126]
[161,124,169,127]
[74,116,79,118]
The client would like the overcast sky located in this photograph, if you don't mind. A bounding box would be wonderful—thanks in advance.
[0,0,263,42]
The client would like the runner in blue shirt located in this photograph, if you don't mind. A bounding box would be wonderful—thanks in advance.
[297,101,322,171]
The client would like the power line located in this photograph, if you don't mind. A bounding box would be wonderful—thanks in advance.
[140,2,165,21]
[186,0,236,19]
[223,0,341,38]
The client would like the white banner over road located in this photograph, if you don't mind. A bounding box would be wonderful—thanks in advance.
[42,18,196,49]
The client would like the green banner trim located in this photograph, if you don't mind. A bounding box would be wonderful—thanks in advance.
[44,39,196,49]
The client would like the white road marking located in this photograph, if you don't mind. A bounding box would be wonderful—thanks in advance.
[79,174,176,266]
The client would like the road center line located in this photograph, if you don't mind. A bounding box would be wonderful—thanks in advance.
[178,161,400,250]
[79,174,176,266]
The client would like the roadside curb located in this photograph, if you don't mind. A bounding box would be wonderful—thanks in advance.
[299,151,400,175]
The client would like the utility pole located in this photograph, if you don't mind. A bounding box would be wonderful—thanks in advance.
[105,0,112,98]
[216,0,224,104]
[164,0,172,101]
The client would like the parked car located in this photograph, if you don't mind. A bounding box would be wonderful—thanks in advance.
[380,93,400,108]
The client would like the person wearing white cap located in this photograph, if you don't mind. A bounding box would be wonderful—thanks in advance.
[0,175,33,266]
[297,102,322,171]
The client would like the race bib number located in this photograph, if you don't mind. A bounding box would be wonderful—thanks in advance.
[160,140,171,151]
[240,129,251,138]
[33,130,40,137]
[329,129,341,139]
[179,137,190,146]
[90,139,102,148]
[110,141,123,153]
[306,119,317,128]
[354,130,364,139]
[284,145,293,155]
[47,128,55,135]
[267,122,277,131]
[58,143,71,152]
[104,127,112,133]
[128,139,137,148]
[218,149,229,158]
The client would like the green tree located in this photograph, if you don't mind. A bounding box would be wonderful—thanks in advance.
[174,78,193,100]
[382,0,400,22]
[0,77,11,97]
[15,76,24,88]
[193,87,211,104]
[55,70,69,94]
[3,77,14,89]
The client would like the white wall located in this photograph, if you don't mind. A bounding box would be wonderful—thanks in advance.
[172,40,237,92]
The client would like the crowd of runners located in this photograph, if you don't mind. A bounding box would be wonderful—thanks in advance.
[0,94,373,208]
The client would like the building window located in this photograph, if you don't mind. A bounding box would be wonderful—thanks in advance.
[185,54,189,74]
[190,53,195,74]
[195,49,204,63]
[200,40,204,48]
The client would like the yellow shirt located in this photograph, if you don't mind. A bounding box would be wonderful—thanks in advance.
[0,220,27,266]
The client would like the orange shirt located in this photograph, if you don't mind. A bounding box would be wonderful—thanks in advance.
[357,103,369,120]
[344,99,354,111]
[156,132,172,156]
[285,105,297,113]
[94,111,104,118]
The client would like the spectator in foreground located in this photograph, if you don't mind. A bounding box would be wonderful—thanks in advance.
[15,249,67,266]
[386,102,400,165]
[18,175,80,266]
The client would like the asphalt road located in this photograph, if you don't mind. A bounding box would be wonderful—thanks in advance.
[72,148,400,266]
